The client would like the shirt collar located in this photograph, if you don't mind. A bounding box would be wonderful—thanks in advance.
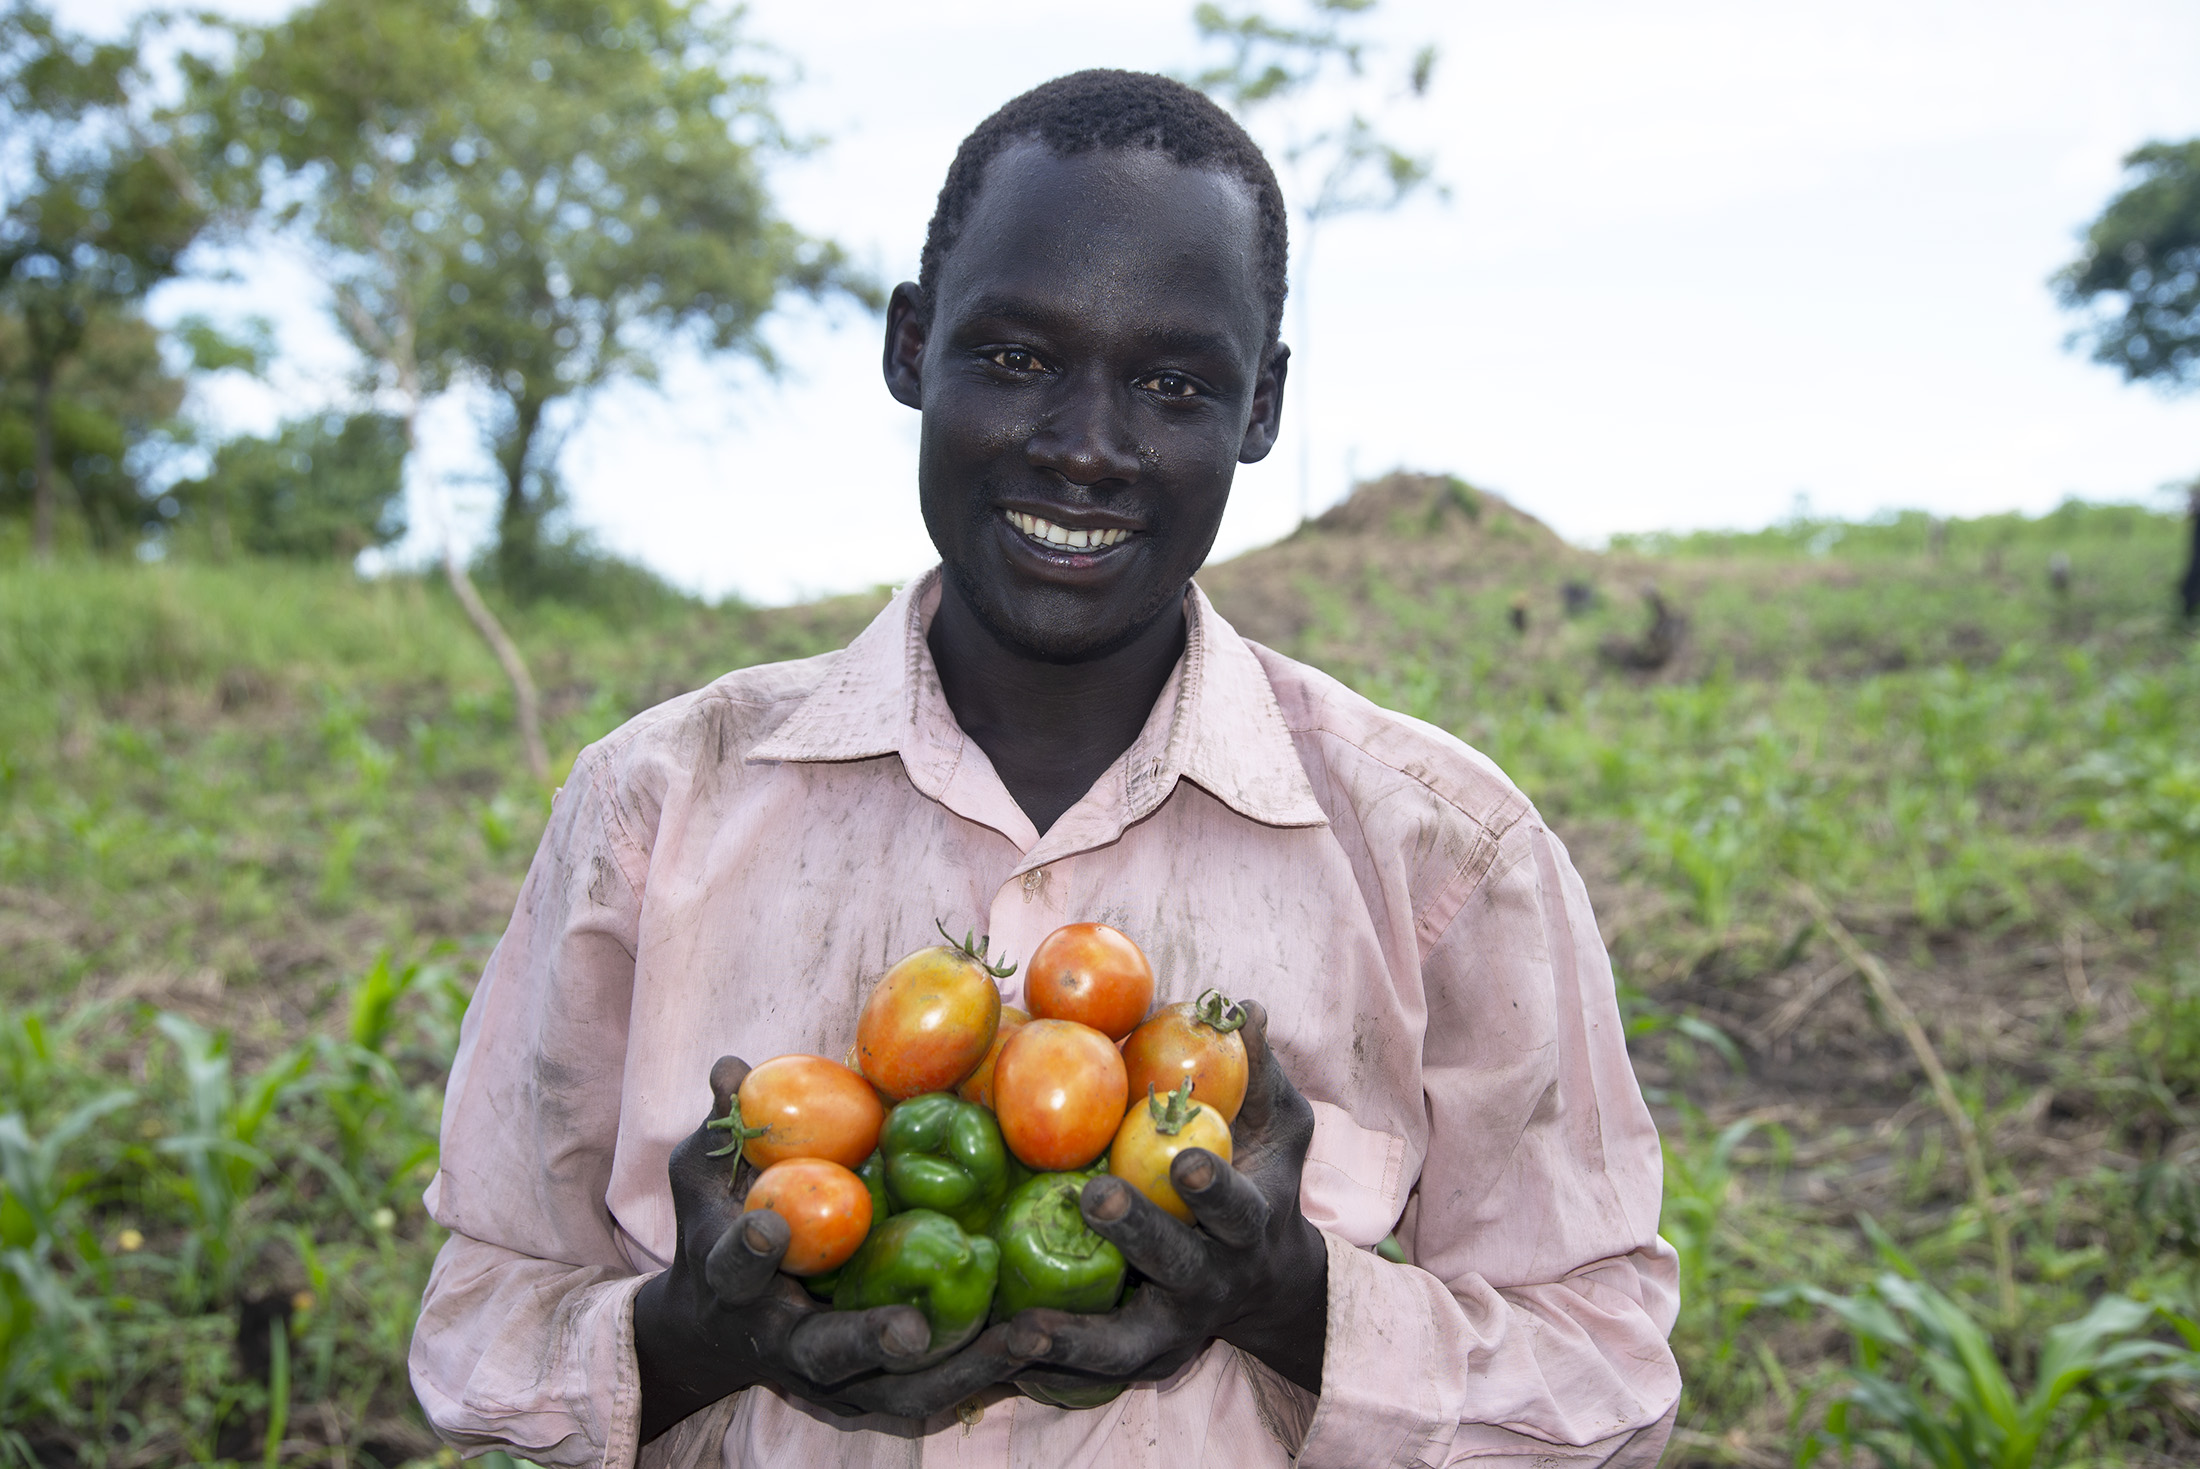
[749,566,1327,856]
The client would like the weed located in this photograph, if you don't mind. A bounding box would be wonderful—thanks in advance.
[1778,1264,2200,1468]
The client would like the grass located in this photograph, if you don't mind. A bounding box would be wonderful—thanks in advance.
[2,484,2199,1463]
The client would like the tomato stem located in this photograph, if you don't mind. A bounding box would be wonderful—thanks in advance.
[1192,988,1247,1035]
[935,917,1018,979]
[704,1113,770,1159]
[1146,1079,1202,1136]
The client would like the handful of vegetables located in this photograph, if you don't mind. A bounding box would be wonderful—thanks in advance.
[715,919,1253,1395]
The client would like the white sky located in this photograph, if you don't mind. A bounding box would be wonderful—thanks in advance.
[65,0,2200,604]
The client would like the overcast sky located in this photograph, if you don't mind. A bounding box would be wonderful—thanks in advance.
[71,0,2200,603]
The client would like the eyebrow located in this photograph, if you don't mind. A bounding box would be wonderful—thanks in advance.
[953,293,1248,362]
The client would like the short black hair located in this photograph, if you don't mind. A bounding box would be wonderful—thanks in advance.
[918,69,1289,346]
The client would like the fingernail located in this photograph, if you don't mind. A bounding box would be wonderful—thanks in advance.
[1177,1153,1217,1192]
[1086,1178,1130,1222]
[882,1315,930,1357]
[1008,1323,1052,1356]
[741,1216,775,1253]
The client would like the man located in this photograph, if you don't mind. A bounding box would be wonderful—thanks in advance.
[411,70,1679,1467]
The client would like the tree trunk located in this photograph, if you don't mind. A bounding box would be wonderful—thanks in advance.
[494,392,546,592]
[2182,484,2200,622]
[31,369,57,559]
[443,546,550,781]
[395,392,550,782]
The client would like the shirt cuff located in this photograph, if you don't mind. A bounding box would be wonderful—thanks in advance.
[413,1266,651,1468]
[1294,1230,1465,1469]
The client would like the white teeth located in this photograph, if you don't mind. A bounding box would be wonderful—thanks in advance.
[1004,511,1129,550]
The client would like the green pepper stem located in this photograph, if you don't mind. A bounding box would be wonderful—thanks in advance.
[1193,988,1247,1034]
[1146,1079,1202,1136]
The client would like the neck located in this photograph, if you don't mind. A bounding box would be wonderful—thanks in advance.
[927,581,1188,837]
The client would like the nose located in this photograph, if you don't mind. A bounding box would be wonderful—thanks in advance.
[1027,369,1142,488]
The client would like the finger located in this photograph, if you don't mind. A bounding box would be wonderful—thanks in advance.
[830,1322,1038,1418]
[709,1055,751,1121]
[1079,1174,1208,1293]
[1227,1002,1315,1169]
[703,1207,787,1305]
[1014,1335,1205,1398]
[1171,1148,1272,1251]
[1006,1292,1183,1379]
[784,1303,934,1386]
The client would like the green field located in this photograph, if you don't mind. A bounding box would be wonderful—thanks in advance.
[4,478,2198,1465]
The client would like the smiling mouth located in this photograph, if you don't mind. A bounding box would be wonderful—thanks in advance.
[1003,509,1135,552]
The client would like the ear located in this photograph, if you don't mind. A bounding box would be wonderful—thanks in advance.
[1236,342,1289,464]
[882,282,927,411]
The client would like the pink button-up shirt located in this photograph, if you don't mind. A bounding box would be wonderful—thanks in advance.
[410,571,1679,1468]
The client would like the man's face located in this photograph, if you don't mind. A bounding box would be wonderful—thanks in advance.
[885,142,1286,663]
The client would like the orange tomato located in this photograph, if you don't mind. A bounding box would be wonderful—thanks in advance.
[743,1158,873,1275]
[726,1055,885,1169]
[1108,1080,1234,1223]
[955,1005,1031,1110]
[992,1018,1129,1171]
[1026,923,1154,1041]
[1120,989,1249,1123]
[856,927,1009,1100]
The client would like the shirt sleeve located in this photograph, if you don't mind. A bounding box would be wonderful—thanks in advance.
[1294,819,1682,1468]
[408,750,678,1468]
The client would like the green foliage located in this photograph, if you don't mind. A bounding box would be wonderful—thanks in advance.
[0,307,185,546]
[170,412,407,560]
[2057,139,2200,392]
[1188,0,1440,224]
[1,1,208,553]
[1777,1255,2200,1469]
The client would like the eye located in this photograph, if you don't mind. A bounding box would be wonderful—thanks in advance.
[1136,371,1201,399]
[986,347,1049,374]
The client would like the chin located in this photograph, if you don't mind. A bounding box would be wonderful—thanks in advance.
[946,563,1176,666]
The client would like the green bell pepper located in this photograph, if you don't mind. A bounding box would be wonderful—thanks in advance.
[831,1208,1000,1371]
[879,1092,1017,1233]
[989,1169,1126,1321]
[802,1150,891,1301]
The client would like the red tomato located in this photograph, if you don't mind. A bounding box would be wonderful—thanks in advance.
[856,927,1008,1100]
[1108,1080,1234,1223]
[1026,924,1154,1041]
[743,1158,873,1275]
[1120,989,1249,1123]
[955,1005,1031,1111]
[993,1018,1129,1171]
[727,1055,884,1169]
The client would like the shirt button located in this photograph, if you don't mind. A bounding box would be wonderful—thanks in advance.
[1022,868,1045,895]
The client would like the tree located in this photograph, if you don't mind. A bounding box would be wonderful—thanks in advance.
[199,0,869,776]
[2057,140,2200,391]
[1188,0,1441,521]
[207,0,869,590]
[1,1,207,556]
[0,303,185,547]
[2056,140,2200,619]
[170,411,407,559]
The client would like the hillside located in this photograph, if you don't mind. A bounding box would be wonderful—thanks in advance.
[3,484,2197,1465]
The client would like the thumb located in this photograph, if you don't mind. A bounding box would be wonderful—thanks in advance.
[1228,1000,1312,1162]
[1231,1000,1280,1135]
[709,1055,751,1123]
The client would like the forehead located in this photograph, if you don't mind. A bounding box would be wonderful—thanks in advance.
[934,141,1266,347]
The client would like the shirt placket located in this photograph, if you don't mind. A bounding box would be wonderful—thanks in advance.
[985,858,1074,1011]
[919,1393,1019,1469]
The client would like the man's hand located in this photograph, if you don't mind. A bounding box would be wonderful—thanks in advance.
[1004,1000,1329,1396]
[634,1057,1040,1440]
